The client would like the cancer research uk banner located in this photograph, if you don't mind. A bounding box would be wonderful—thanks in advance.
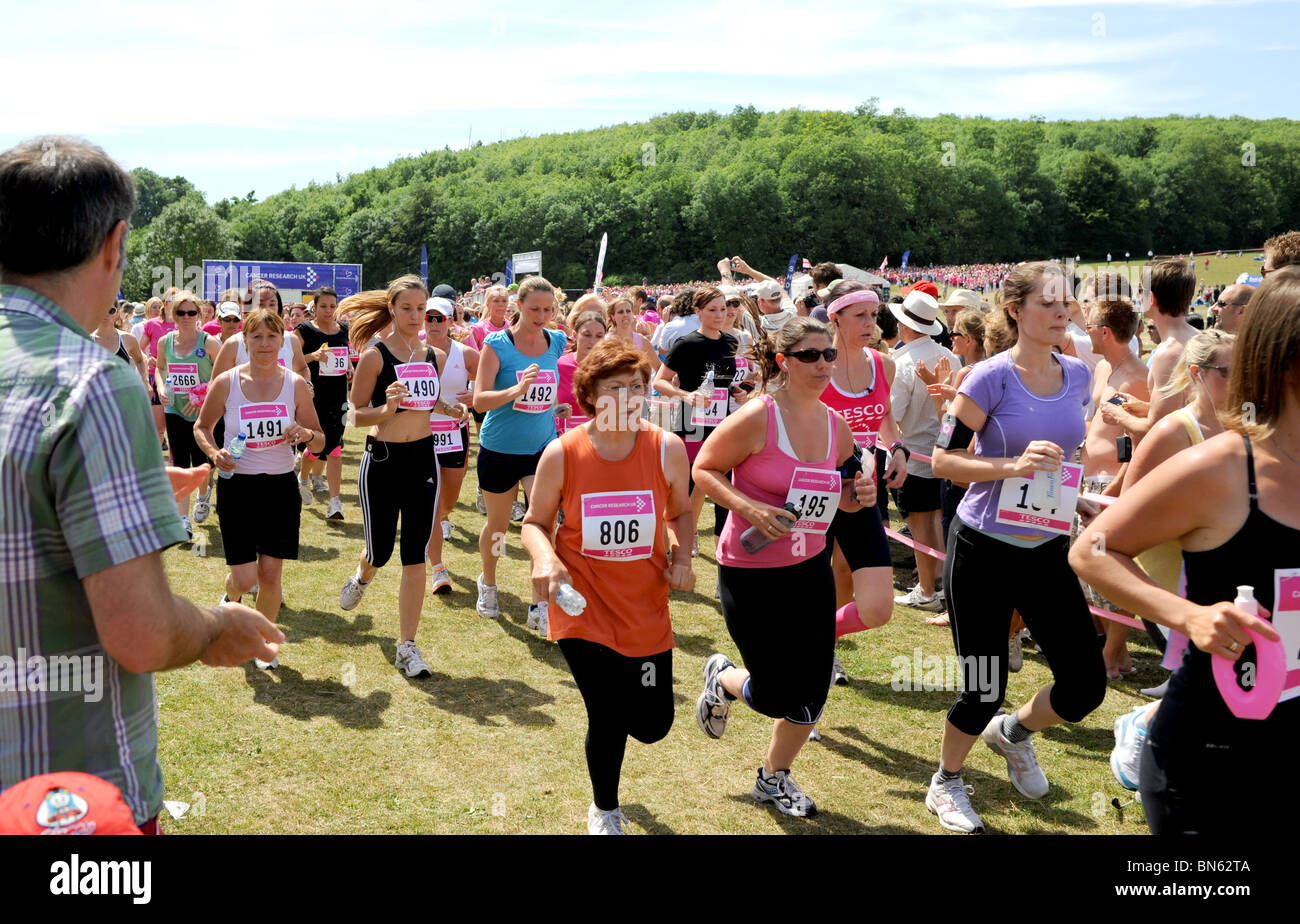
[203,260,363,301]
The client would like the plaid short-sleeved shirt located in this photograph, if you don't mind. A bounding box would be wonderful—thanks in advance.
[0,284,185,824]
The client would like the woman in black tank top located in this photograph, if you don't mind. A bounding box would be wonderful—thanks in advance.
[1073,268,1300,833]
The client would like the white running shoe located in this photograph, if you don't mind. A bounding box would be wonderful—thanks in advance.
[395,640,432,678]
[430,563,452,595]
[1140,677,1169,699]
[511,500,526,522]
[587,803,631,835]
[441,519,452,540]
[340,574,368,611]
[807,726,822,742]
[311,474,327,494]
[298,480,313,504]
[894,584,943,611]
[181,515,193,542]
[831,655,848,686]
[1110,705,1150,792]
[926,772,985,833]
[476,573,499,618]
[475,487,486,515]
[1008,632,1023,673]
[527,602,549,635]
[696,653,734,739]
[192,492,211,524]
[326,497,344,520]
[752,768,817,817]
[981,715,1049,799]
[254,655,279,670]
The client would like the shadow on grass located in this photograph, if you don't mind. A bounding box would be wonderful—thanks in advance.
[488,588,571,672]
[422,671,556,727]
[298,542,341,563]
[817,725,937,783]
[622,803,676,835]
[280,608,389,648]
[240,662,391,728]
[672,631,721,658]
[722,794,914,834]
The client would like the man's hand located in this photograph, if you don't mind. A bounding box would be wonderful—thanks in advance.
[200,603,284,667]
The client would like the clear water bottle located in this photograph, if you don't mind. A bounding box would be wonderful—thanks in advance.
[218,434,247,480]
[699,368,715,398]
[1031,465,1060,510]
[740,502,800,554]
[160,375,174,404]
[556,582,587,616]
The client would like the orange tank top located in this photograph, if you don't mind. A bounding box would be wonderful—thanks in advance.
[553,420,673,657]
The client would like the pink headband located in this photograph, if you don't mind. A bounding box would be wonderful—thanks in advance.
[827,290,880,316]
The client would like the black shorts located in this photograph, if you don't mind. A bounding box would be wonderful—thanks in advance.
[477,445,545,494]
[825,503,891,570]
[216,471,302,565]
[150,386,161,407]
[435,424,471,469]
[899,472,941,514]
[164,413,206,469]
[310,396,347,459]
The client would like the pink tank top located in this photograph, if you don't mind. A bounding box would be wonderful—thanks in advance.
[820,348,888,450]
[715,394,839,568]
[222,365,299,476]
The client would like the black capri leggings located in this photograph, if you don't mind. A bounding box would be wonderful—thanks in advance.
[164,413,207,469]
[942,518,1107,735]
[358,435,439,568]
[558,639,673,811]
[825,502,891,570]
[718,553,836,724]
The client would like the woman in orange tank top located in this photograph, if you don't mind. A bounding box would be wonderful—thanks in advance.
[521,340,695,835]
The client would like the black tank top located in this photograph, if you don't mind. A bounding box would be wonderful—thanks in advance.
[1165,433,1300,742]
[114,334,130,365]
[370,341,439,412]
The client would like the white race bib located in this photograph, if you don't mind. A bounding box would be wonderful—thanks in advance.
[514,370,557,414]
[1274,569,1300,701]
[580,490,656,560]
[168,362,199,394]
[690,387,728,428]
[784,467,841,534]
[994,462,1083,536]
[321,346,349,376]
[395,362,438,410]
[430,418,464,454]
[239,402,292,450]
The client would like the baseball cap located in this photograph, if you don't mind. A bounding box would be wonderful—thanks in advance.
[902,281,941,298]
[425,297,454,317]
[718,285,741,299]
[0,771,143,834]
[753,280,784,301]
[431,284,457,300]
[216,301,241,320]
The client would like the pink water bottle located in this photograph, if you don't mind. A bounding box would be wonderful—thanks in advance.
[1212,585,1286,720]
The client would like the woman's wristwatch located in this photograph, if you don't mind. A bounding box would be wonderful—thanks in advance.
[889,441,910,461]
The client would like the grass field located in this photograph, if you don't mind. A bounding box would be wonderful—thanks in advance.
[156,422,1162,835]
[1062,251,1263,311]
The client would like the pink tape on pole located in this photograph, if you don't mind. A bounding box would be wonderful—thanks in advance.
[1087,604,1144,631]
[883,526,947,563]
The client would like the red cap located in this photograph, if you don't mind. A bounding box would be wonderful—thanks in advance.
[0,772,143,835]
[902,281,940,298]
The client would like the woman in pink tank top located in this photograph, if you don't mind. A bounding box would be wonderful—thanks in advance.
[691,317,875,819]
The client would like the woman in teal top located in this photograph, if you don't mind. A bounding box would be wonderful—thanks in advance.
[472,276,567,629]
[154,290,218,539]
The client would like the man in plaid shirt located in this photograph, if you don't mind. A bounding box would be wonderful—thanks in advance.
[0,137,283,831]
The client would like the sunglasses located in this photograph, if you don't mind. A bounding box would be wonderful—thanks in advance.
[174,309,199,317]
[784,347,838,364]
[108,305,118,315]
[425,313,448,323]
[1201,364,1231,377]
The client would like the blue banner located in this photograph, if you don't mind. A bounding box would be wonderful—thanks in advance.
[420,245,428,288]
[202,260,364,302]
[901,250,911,271]
[504,259,514,286]
[785,253,799,295]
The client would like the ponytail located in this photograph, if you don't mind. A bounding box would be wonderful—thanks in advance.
[339,274,428,350]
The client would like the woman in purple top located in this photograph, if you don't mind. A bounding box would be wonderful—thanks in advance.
[926,262,1107,834]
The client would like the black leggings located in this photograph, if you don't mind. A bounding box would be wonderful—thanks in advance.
[358,436,438,568]
[718,553,836,724]
[943,518,1107,735]
[558,639,673,811]
[164,413,206,469]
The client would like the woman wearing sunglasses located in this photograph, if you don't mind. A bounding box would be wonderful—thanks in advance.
[154,290,219,541]
[424,296,479,593]
[91,300,149,392]
[653,287,742,554]
[693,317,874,818]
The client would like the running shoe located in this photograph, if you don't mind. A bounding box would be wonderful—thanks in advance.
[476,573,499,618]
[893,585,943,611]
[326,497,344,520]
[925,772,985,833]
[311,474,327,495]
[340,574,368,611]
[511,500,526,522]
[192,492,211,524]
[395,640,432,679]
[181,515,193,542]
[1140,678,1169,698]
[441,519,452,540]
[430,563,452,595]
[527,602,549,635]
[981,715,1049,799]
[752,768,817,817]
[298,480,313,504]
[1110,705,1149,792]
[475,487,486,515]
[1008,631,1023,673]
[832,655,848,686]
[254,655,279,671]
[695,653,734,739]
[587,803,631,835]
[807,726,822,742]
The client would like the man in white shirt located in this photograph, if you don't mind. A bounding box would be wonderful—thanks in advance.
[888,291,958,612]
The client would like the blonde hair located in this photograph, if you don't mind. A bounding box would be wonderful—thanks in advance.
[568,293,606,332]
[242,308,285,341]
[1159,328,1235,399]
[339,274,428,350]
[164,289,201,321]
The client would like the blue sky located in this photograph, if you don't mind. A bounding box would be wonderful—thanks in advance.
[2,0,1296,204]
